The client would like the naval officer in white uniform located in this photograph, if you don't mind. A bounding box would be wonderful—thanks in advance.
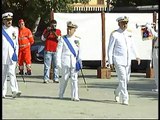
[2,12,21,98]
[56,21,82,101]
[107,16,141,105]
[146,23,159,92]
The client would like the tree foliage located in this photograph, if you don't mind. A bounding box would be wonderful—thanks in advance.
[2,0,90,29]
[111,0,158,7]
[2,0,158,30]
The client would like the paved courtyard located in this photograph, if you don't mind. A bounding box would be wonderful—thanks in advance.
[2,63,158,119]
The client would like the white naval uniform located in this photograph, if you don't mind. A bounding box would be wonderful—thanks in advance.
[107,28,139,102]
[2,25,19,97]
[149,27,159,89]
[56,35,81,99]
[153,39,158,89]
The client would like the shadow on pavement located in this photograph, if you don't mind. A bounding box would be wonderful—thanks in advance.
[4,95,117,104]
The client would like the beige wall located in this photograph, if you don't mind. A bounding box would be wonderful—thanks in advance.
[89,0,106,5]
[74,0,106,5]
[73,0,106,6]
[89,0,97,5]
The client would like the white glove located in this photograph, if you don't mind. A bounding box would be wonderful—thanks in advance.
[57,63,62,69]
[79,59,83,68]
[146,23,152,30]
[146,23,157,37]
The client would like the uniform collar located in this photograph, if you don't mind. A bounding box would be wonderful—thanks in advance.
[66,34,74,38]
[118,28,127,32]
[3,25,12,29]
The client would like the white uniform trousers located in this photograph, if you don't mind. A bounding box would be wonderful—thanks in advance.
[153,48,158,89]
[2,62,19,96]
[59,66,79,99]
[114,63,131,102]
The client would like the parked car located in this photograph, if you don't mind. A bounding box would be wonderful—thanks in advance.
[31,42,44,63]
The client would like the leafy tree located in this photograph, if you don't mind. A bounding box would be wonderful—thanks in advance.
[2,0,49,29]
[2,0,158,30]
[2,0,90,29]
[111,0,158,7]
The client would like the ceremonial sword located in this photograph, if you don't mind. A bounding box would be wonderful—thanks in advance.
[80,68,89,91]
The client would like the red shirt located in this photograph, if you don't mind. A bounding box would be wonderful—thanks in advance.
[43,29,61,52]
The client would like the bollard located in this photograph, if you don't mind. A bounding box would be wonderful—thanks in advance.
[97,67,111,79]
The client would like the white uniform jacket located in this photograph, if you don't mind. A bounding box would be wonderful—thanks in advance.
[107,28,139,66]
[153,39,158,59]
[152,29,158,60]
[2,25,19,65]
[56,35,81,68]
[146,26,158,59]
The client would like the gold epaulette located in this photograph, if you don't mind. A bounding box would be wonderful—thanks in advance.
[13,26,18,29]
[75,35,81,39]
[127,29,132,32]
[62,35,67,37]
[111,30,117,34]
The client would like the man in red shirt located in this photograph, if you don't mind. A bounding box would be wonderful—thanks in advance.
[18,19,34,75]
[41,19,61,83]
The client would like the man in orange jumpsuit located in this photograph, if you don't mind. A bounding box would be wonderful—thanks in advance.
[18,19,34,75]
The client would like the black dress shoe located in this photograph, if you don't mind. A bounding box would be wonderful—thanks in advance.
[25,71,31,75]
[53,80,59,83]
[19,71,24,75]
[12,91,21,98]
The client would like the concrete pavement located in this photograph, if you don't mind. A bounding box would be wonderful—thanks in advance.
[2,63,158,119]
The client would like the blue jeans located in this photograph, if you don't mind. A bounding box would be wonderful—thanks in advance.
[44,51,59,81]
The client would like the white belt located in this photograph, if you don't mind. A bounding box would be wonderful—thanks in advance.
[19,43,30,48]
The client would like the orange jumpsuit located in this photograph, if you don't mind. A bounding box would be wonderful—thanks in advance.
[18,26,34,74]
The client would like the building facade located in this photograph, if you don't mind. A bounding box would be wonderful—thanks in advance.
[72,0,113,13]
[71,0,158,13]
